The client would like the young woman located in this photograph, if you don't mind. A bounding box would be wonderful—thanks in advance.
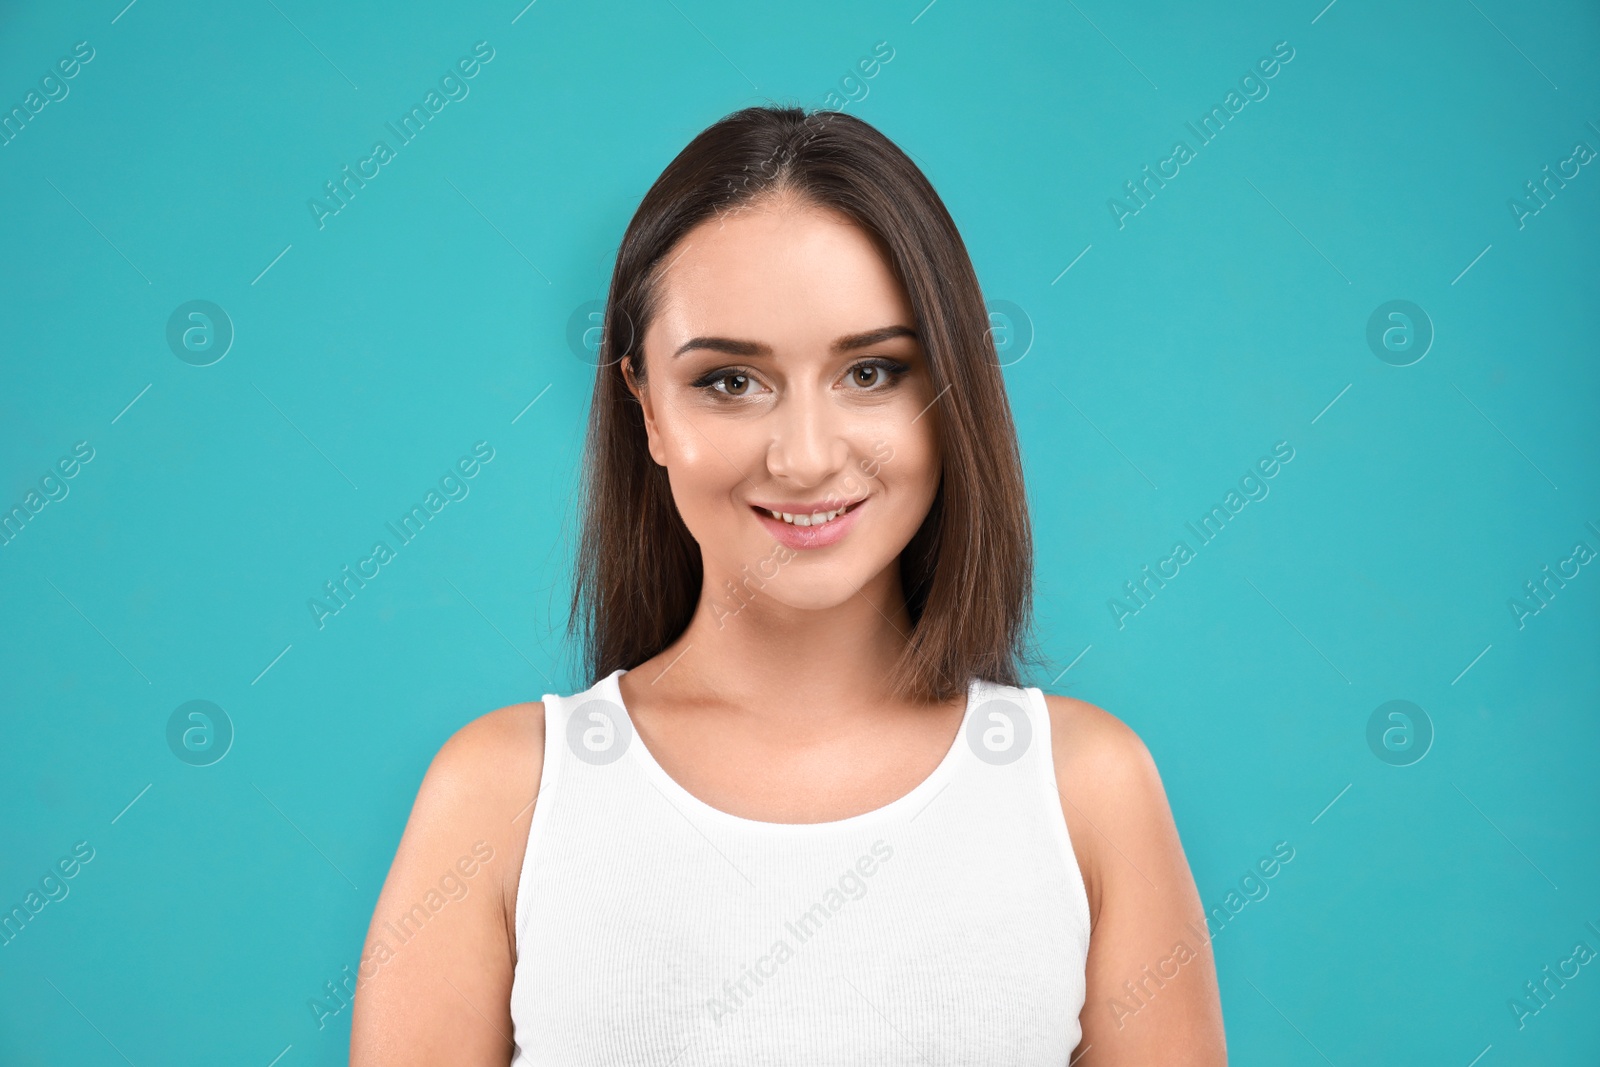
[351,105,1227,1065]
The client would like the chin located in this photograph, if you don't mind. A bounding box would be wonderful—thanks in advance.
[781,551,899,594]
[761,582,873,614]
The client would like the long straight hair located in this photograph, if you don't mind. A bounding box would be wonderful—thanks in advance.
[570,105,1039,704]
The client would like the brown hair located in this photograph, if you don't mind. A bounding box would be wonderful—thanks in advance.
[569,104,1039,704]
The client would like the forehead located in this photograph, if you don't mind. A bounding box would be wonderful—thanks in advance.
[646,201,914,352]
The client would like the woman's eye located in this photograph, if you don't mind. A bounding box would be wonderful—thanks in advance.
[846,359,909,390]
[692,369,761,397]
[692,360,906,398]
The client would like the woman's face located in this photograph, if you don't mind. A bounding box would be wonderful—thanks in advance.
[625,196,942,620]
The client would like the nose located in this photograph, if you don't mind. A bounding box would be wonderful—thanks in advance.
[764,385,849,488]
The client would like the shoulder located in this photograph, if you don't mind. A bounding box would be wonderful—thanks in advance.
[1034,693,1225,1059]
[407,701,547,921]
[1038,692,1168,853]
[1037,692,1175,926]
[420,699,547,830]
[425,699,546,797]
[350,701,547,1058]
[1039,691,1161,792]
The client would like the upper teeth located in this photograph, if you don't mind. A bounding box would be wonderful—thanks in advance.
[766,505,847,527]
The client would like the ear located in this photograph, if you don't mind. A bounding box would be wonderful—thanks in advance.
[621,356,668,466]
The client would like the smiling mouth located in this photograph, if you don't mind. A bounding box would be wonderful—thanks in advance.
[750,498,866,527]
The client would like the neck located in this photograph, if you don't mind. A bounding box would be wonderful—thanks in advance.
[638,558,924,723]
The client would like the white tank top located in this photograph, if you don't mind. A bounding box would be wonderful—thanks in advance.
[508,667,1092,1064]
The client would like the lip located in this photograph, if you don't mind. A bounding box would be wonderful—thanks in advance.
[750,497,867,550]
[748,495,869,514]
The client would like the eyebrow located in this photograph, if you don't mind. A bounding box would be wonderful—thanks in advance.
[671,324,918,359]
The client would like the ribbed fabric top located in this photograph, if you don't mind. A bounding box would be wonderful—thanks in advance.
[508,668,1091,1064]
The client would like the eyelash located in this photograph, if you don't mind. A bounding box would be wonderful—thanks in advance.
[690,358,910,399]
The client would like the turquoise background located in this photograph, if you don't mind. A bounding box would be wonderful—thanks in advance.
[2,0,1597,1062]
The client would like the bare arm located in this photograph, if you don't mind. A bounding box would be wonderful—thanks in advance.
[1047,694,1227,1066]
[349,702,545,1066]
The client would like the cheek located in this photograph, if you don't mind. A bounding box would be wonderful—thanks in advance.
[890,418,940,483]
[661,439,728,510]
[656,415,756,522]
[870,428,940,525]
[655,401,735,470]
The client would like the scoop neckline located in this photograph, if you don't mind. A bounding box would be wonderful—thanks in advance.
[603,668,980,835]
